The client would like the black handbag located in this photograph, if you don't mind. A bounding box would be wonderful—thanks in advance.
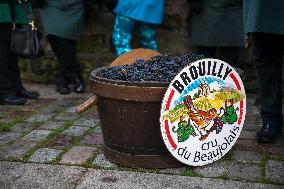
[9,1,44,58]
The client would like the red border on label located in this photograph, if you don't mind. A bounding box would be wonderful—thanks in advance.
[164,90,177,150]
[230,73,244,125]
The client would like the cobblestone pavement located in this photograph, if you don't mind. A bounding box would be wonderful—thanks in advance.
[0,83,283,188]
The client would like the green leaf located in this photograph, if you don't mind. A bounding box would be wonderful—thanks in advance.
[221,105,238,124]
[193,93,199,100]
[227,113,238,124]
[226,105,235,114]
[176,121,196,142]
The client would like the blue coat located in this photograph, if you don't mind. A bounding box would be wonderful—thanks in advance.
[114,0,164,24]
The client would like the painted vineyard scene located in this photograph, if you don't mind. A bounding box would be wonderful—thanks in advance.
[163,77,245,142]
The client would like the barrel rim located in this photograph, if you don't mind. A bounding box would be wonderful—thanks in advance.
[90,67,169,102]
[91,67,169,87]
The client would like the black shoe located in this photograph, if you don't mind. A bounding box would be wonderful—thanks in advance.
[0,96,27,105]
[73,78,86,93]
[56,77,70,95]
[257,123,282,143]
[16,88,40,99]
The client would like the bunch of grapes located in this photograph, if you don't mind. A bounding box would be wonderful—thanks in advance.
[183,95,193,110]
[95,53,204,83]
[212,117,224,134]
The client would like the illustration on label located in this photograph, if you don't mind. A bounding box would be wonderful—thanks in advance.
[160,59,246,166]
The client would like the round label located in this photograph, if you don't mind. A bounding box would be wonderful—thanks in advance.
[160,59,246,166]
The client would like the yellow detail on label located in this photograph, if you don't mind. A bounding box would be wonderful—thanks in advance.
[164,105,189,123]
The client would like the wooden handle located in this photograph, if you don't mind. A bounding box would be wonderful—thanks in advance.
[75,96,97,114]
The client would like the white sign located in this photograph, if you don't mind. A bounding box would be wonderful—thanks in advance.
[160,59,246,166]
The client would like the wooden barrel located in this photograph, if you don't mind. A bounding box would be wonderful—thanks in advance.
[90,68,182,168]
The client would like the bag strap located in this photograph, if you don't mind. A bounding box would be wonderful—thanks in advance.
[8,0,16,22]
[20,0,35,23]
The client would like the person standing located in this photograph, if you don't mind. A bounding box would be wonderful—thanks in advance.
[40,0,86,94]
[243,0,284,143]
[0,0,40,105]
[189,0,244,71]
[112,0,164,56]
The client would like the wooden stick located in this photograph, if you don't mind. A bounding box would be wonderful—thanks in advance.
[75,96,97,114]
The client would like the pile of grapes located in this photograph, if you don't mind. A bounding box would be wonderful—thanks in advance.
[95,53,204,83]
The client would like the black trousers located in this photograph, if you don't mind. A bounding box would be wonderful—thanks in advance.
[0,24,23,98]
[47,35,82,80]
[197,46,240,67]
[253,33,283,127]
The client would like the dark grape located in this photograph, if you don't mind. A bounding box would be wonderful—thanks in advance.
[212,117,223,134]
[183,95,193,109]
[93,53,204,83]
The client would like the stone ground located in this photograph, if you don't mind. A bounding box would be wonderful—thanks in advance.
[0,83,283,189]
